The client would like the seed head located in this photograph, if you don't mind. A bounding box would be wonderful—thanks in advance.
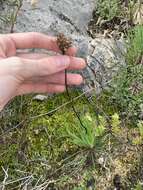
[57,33,72,54]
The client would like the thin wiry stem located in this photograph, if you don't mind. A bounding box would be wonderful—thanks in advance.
[57,33,87,133]
[65,69,87,133]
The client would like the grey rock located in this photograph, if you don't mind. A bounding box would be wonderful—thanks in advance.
[83,37,126,95]
[15,0,95,36]
[33,94,48,101]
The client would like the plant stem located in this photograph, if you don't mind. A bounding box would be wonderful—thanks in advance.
[57,33,87,133]
[65,69,87,133]
[10,0,23,33]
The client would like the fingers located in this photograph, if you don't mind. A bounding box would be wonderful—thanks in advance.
[25,73,83,86]
[21,56,86,79]
[17,47,77,59]
[17,53,49,59]
[16,44,77,59]
[16,84,65,95]
[18,53,86,70]
[6,32,77,55]
[6,32,59,50]
[21,55,70,78]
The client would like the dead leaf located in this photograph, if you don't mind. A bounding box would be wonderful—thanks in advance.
[133,2,143,25]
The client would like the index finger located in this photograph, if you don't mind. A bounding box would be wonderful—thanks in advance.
[6,32,77,55]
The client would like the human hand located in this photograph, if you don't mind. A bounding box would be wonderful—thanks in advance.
[0,32,86,111]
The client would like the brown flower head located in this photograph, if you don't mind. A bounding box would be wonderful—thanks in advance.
[57,33,72,54]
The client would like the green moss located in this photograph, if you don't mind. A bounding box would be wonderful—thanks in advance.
[0,86,143,189]
[0,90,97,184]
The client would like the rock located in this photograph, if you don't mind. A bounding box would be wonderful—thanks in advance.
[33,94,48,101]
[15,0,95,36]
[97,156,105,165]
[83,37,126,95]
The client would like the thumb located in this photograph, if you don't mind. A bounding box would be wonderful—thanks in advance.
[21,55,70,79]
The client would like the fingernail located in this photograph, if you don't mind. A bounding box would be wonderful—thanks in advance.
[73,57,86,68]
[76,75,83,85]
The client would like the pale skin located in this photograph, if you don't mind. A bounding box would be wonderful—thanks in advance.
[0,32,86,111]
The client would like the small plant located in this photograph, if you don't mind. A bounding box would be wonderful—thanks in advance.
[127,25,143,64]
[65,113,106,149]
[132,120,143,145]
[111,113,121,134]
[96,0,121,20]
[138,120,143,138]
[110,25,143,121]
[134,182,143,190]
